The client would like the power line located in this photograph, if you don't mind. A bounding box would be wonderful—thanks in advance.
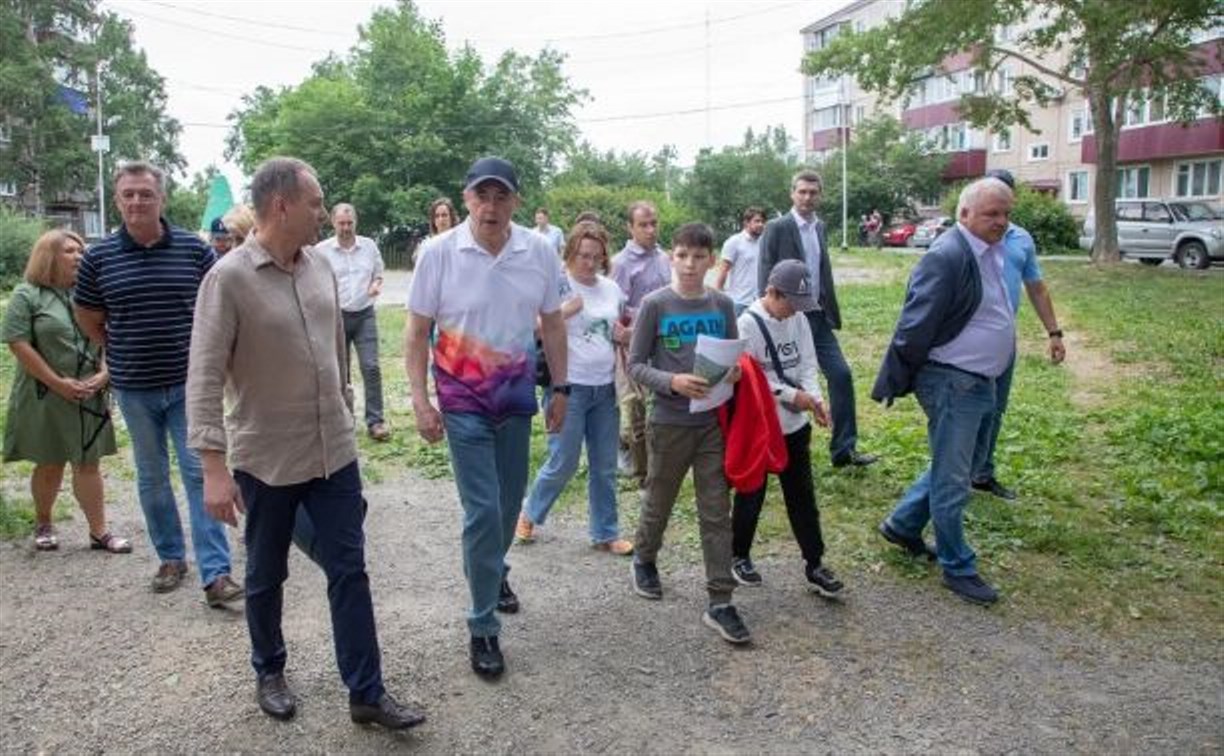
[106,3,334,53]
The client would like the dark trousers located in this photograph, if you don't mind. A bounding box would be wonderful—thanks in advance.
[235,460,384,705]
[807,311,858,463]
[342,306,384,428]
[732,423,825,568]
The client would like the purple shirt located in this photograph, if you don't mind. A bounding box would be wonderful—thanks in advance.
[927,224,1016,377]
[610,242,671,321]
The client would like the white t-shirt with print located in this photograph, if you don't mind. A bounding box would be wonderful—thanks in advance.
[563,274,624,386]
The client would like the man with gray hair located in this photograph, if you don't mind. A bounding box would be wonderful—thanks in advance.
[74,160,241,606]
[316,202,390,441]
[871,177,1017,606]
[758,169,878,468]
[187,157,424,729]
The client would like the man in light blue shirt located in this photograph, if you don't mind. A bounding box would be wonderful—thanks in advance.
[971,170,1067,501]
[534,207,564,255]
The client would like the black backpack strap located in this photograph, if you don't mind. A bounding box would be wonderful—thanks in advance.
[746,310,798,390]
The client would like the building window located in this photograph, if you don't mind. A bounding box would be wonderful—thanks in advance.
[993,129,1012,152]
[1175,159,1223,198]
[83,210,103,238]
[855,105,865,124]
[0,181,15,197]
[0,121,11,144]
[1066,170,1089,203]
[1028,142,1050,161]
[1117,166,1151,199]
[1069,108,1089,142]
[811,105,842,129]
[995,66,1014,96]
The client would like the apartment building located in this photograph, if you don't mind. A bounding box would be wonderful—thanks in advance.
[801,0,1224,217]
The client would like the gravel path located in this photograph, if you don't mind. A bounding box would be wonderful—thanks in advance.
[1,470,1220,754]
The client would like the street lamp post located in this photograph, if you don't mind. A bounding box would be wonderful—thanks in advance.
[91,60,109,237]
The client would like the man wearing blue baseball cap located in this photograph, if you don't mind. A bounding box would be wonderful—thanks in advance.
[405,156,568,679]
[209,216,233,257]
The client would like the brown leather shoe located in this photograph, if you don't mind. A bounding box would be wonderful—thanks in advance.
[204,575,244,607]
[152,561,188,593]
[368,423,391,442]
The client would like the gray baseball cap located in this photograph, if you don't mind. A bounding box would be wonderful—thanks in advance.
[767,259,820,312]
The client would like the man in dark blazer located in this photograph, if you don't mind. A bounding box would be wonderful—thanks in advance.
[757,169,877,468]
[871,177,1017,607]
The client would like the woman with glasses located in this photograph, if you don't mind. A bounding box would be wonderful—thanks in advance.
[3,230,129,553]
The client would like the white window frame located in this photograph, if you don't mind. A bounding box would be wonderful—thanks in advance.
[995,66,1014,96]
[0,181,15,197]
[992,128,1012,152]
[1069,108,1087,143]
[1174,158,1223,198]
[1027,142,1050,161]
[1117,165,1152,199]
[1066,170,1089,204]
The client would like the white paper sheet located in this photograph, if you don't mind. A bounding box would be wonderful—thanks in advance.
[690,335,747,413]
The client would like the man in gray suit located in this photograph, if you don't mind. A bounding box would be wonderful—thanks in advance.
[757,169,877,468]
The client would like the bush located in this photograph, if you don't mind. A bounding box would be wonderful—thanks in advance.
[542,184,695,251]
[0,207,45,287]
[939,182,1079,254]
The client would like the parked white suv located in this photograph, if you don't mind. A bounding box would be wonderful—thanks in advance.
[1078,199,1223,269]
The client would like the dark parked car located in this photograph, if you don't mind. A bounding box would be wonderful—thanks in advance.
[881,222,917,247]
[1078,199,1223,269]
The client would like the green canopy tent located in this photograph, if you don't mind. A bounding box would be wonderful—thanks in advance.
[199,175,235,233]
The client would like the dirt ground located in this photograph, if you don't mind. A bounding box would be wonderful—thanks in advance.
[1,470,1221,754]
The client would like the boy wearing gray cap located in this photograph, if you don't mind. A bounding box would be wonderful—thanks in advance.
[732,259,844,597]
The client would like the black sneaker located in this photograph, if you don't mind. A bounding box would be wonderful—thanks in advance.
[631,560,662,600]
[496,578,519,614]
[942,572,999,606]
[469,635,505,679]
[805,564,844,598]
[731,557,762,587]
[971,477,1017,501]
[878,521,937,561]
[702,605,751,644]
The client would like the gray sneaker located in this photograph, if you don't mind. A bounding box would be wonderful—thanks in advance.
[152,561,188,593]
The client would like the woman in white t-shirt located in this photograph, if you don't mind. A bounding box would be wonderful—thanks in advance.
[516,222,634,555]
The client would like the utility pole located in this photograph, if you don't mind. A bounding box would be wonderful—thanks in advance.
[704,7,711,147]
[91,60,109,237]
[840,76,848,249]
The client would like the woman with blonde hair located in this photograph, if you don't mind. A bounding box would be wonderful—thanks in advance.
[515,222,633,555]
[222,204,255,247]
[2,229,129,553]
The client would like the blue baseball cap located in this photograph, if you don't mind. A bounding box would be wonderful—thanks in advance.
[463,156,520,193]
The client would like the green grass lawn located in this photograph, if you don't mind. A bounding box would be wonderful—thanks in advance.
[1,250,1220,636]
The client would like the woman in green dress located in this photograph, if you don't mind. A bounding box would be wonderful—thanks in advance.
[2,229,129,553]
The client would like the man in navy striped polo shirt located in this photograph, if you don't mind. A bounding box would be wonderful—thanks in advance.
[74,161,241,606]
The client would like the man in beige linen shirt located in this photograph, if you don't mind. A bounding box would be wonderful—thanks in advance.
[186,157,423,731]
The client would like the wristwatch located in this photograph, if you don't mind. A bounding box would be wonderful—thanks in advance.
[1048,329,1064,339]
[551,384,572,396]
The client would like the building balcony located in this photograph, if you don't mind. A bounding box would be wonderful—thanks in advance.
[1080,118,1224,164]
[810,126,850,152]
[902,101,963,130]
[942,149,987,180]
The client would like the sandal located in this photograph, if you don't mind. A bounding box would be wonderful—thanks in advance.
[90,531,132,554]
[33,524,58,551]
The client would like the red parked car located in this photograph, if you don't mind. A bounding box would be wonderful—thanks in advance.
[881,222,917,247]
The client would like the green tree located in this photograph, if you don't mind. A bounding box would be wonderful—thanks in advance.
[552,143,672,192]
[940,182,1079,254]
[226,0,586,238]
[815,116,948,240]
[0,1,182,223]
[163,165,219,231]
[678,126,799,240]
[803,0,1222,263]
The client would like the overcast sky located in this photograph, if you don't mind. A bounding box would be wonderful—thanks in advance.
[100,0,845,190]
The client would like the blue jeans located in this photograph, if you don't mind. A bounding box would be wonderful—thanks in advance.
[114,384,231,587]
[443,412,532,638]
[971,354,1015,483]
[234,461,384,704]
[885,364,996,577]
[524,384,620,543]
[807,311,859,463]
